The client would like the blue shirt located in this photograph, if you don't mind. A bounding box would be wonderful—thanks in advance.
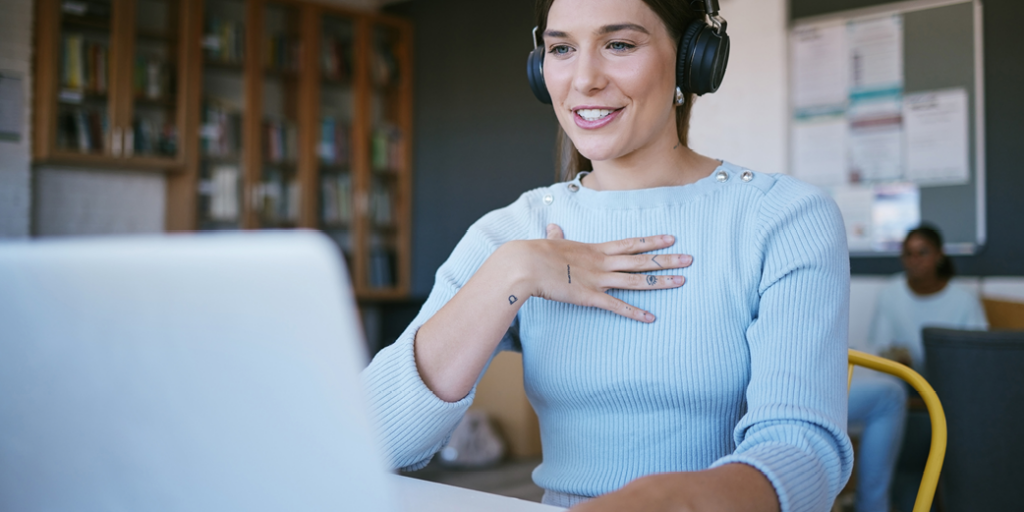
[363,162,854,512]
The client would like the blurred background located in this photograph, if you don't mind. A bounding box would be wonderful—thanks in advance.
[1,0,1022,510]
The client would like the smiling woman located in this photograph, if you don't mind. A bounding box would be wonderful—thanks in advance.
[362,1,853,512]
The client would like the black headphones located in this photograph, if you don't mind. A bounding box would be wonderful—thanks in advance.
[527,0,730,105]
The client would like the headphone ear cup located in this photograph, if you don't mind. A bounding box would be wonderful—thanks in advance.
[677,20,730,96]
[527,46,552,104]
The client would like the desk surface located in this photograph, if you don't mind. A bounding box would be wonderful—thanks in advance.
[391,474,565,512]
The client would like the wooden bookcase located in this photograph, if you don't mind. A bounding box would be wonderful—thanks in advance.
[33,0,195,170]
[35,0,413,300]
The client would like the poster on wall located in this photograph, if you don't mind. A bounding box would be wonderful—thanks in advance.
[904,88,970,186]
[0,71,24,143]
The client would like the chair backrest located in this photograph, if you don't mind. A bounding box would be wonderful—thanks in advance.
[923,328,1024,512]
[847,349,946,512]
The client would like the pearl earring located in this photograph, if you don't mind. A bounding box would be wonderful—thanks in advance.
[674,86,685,106]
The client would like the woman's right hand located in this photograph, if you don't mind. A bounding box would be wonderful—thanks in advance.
[502,223,692,323]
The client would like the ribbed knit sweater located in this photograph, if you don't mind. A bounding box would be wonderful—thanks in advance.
[363,162,854,512]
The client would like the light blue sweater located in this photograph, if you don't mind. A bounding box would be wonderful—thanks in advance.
[363,162,854,512]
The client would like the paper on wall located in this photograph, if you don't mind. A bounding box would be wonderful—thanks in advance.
[792,23,848,110]
[904,88,970,186]
[847,91,903,182]
[831,185,875,252]
[793,115,847,187]
[873,182,919,252]
[0,72,24,142]
[848,15,903,94]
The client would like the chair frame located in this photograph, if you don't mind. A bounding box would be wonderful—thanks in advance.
[847,349,947,512]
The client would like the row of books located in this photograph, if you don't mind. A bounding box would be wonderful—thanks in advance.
[368,248,395,288]
[131,118,177,156]
[265,35,301,73]
[369,180,392,226]
[203,19,245,65]
[322,35,353,82]
[264,120,298,163]
[318,118,350,165]
[256,172,300,224]
[200,99,241,157]
[320,173,352,225]
[57,107,107,153]
[62,35,108,93]
[371,125,402,172]
[133,56,170,100]
[200,164,240,222]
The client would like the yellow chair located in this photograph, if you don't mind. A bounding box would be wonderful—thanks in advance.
[847,349,947,512]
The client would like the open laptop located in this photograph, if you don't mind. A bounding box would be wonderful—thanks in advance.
[0,232,397,512]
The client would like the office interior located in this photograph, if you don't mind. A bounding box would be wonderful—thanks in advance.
[1,0,1022,510]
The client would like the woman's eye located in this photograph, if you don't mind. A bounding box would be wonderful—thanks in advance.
[608,41,635,51]
[548,45,572,56]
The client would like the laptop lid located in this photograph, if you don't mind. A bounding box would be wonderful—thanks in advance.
[0,232,396,512]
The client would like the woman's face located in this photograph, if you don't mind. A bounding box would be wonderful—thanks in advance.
[901,235,942,280]
[542,0,679,163]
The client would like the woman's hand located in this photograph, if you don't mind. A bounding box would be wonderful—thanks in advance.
[568,464,780,512]
[504,223,692,323]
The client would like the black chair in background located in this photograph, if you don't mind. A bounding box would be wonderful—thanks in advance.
[923,328,1024,512]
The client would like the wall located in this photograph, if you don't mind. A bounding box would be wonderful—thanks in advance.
[384,0,559,295]
[388,0,790,296]
[0,0,34,238]
[791,0,1024,276]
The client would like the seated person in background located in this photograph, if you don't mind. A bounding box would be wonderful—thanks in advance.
[871,224,988,373]
[846,225,988,512]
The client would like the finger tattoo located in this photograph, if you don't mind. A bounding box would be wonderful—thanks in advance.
[651,255,663,268]
[567,264,572,284]
[647,275,658,286]
[509,295,518,305]
[640,238,645,243]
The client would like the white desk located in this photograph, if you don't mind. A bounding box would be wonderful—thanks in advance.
[391,474,566,512]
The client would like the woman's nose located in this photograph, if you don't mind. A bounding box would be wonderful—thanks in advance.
[572,49,608,95]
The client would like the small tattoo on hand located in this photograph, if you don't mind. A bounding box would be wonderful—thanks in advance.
[509,295,518,305]
[651,255,663,268]
[640,238,645,243]
[567,264,572,284]
[647,275,658,286]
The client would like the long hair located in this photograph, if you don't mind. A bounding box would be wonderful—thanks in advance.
[904,225,955,279]
[534,0,702,181]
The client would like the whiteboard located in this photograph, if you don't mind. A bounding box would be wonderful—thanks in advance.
[789,0,985,255]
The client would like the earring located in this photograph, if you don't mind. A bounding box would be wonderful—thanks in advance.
[674,86,685,106]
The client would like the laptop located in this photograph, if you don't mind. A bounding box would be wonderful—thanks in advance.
[0,231,397,512]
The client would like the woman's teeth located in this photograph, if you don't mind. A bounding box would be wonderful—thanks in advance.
[576,109,615,121]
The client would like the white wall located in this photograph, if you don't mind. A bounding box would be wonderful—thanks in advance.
[687,0,789,175]
[0,0,34,238]
[33,167,166,236]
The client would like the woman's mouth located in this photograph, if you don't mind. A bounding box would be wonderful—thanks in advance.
[573,106,623,129]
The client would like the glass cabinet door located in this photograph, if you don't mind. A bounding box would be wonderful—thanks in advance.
[197,0,245,230]
[256,1,302,228]
[319,14,356,268]
[364,23,405,291]
[128,0,180,159]
[56,0,114,155]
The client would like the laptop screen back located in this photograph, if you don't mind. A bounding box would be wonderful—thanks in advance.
[0,232,396,512]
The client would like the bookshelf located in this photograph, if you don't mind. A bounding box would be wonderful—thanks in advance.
[33,0,192,170]
[33,0,413,299]
[164,0,414,299]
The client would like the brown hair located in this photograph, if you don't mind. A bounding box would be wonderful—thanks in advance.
[535,0,702,181]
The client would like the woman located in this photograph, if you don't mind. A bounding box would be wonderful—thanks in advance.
[846,225,987,512]
[871,225,989,373]
[364,1,853,511]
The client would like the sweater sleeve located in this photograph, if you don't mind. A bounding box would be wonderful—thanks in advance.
[710,180,854,512]
[361,222,523,472]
